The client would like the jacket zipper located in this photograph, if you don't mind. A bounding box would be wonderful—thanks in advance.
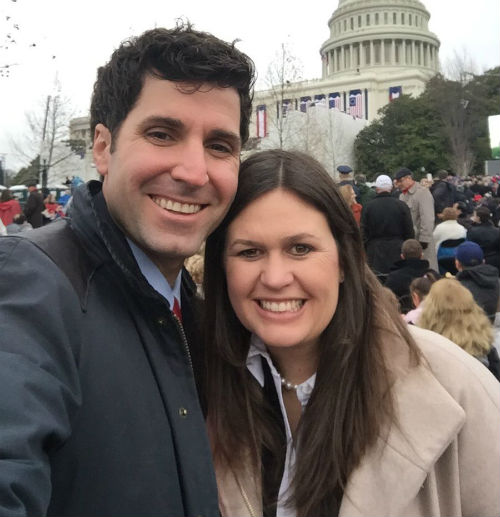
[172,314,193,371]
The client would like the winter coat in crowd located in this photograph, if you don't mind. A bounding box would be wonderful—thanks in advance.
[0,198,22,226]
[430,179,456,217]
[23,189,45,228]
[433,220,467,253]
[384,257,435,313]
[361,192,414,275]
[467,222,500,272]
[456,263,500,322]
[400,183,438,270]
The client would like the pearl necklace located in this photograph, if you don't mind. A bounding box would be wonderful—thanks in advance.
[280,375,299,391]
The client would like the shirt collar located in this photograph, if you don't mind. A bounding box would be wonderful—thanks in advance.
[126,238,182,308]
[246,334,316,407]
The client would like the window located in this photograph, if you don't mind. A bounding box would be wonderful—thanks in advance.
[393,12,397,24]
[366,13,370,26]
[358,15,362,27]
[409,14,412,25]
[375,13,379,25]
[344,19,347,31]
[401,13,405,24]
[350,17,354,30]
[384,12,388,24]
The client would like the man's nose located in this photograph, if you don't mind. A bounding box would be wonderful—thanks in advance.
[170,141,209,187]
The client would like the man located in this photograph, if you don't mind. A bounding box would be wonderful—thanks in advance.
[354,173,376,206]
[455,241,500,323]
[361,174,414,276]
[0,24,254,516]
[23,180,45,228]
[430,169,456,222]
[337,164,360,199]
[394,167,438,270]
[385,239,436,313]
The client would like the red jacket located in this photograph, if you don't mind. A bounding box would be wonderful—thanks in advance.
[0,199,21,225]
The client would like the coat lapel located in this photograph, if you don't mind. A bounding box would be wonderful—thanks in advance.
[340,361,465,516]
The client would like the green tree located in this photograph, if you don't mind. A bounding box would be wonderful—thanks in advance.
[354,94,448,180]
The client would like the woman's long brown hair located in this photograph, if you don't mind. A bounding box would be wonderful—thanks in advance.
[203,150,420,516]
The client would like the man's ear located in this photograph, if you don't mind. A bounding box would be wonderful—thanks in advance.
[93,124,112,176]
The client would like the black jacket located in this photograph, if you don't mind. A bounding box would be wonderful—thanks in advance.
[0,181,218,516]
[24,190,45,228]
[467,222,500,272]
[456,263,500,322]
[361,192,414,275]
[430,180,456,216]
[384,258,432,313]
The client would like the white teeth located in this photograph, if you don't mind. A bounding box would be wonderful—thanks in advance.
[152,196,202,214]
[259,300,304,313]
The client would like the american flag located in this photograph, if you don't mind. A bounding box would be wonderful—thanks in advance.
[300,96,311,113]
[349,89,363,119]
[389,86,402,102]
[256,105,267,137]
[282,98,292,117]
[329,92,341,110]
[314,94,327,107]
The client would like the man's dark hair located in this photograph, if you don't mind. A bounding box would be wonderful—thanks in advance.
[90,22,255,147]
[0,189,12,202]
[476,205,491,224]
[13,213,26,224]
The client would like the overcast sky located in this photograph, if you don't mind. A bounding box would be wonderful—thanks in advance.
[1,0,499,171]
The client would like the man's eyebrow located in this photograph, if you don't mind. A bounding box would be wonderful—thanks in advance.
[137,116,185,133]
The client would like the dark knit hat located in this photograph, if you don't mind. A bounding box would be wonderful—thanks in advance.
[455,241,484,267]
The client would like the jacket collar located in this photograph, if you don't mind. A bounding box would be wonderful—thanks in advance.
[340,340,465,516]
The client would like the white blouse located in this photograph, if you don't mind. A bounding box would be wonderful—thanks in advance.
[246,335,316,517]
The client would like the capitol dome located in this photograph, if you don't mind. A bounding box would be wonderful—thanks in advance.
[320,0,440,78]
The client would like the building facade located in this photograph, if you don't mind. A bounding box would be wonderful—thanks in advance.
[251,0,440,140]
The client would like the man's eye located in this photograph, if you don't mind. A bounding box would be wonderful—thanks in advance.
[208,142,232,154]
[146,130,171,142]
[290,244,312,256]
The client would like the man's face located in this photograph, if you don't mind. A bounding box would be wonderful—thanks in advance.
[395,175,413,191]
[94,77,241,282]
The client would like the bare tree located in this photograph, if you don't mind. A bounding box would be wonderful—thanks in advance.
[264,42,304,149]
[10,83,85,186]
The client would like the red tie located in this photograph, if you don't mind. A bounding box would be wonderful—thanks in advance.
[172,297,182,323]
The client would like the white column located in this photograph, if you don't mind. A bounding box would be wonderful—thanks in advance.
[341,45,345,70]
[370,40,374,65]
[391,39,396,64]
[412,40,416,65]
[361,41,366,66]
[349,44,353,69]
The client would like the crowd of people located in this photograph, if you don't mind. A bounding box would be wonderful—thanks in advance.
[0,22,499,517]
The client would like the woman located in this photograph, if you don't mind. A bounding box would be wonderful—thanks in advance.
[203,150,500,517]
[432,206,466,252]
[339,183,362,225]
[418,278,500,381]
[0,189,21,226]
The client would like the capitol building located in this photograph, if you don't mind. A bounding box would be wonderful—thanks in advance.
[70,0,440,181]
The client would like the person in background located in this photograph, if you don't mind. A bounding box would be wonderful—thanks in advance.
[455,241,500,323]
[337,164,360,200]
[339,183,362,225]
[6,213,33,234]
[430,169,456,222]
[361,174,414,278]
[467,205,500,272]
[384,239,439,313]
[432,206,466,253]
[354,174,376,206]
[418,278,500,381]
[203,149,500,517]
[0,22,255,516]
[394,167,438,271]
[23,180,45,228]
[0,189,22,226]
[403,273,437,325]
[42,193,64,223]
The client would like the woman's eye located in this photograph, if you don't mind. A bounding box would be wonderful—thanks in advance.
[238,248,261,258]
[290,244,312,256]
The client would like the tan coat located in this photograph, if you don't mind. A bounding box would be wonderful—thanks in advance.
[400,183,438,271]
[217,326,500,517]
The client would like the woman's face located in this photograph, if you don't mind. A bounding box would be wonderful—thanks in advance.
[224,188,342,355]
